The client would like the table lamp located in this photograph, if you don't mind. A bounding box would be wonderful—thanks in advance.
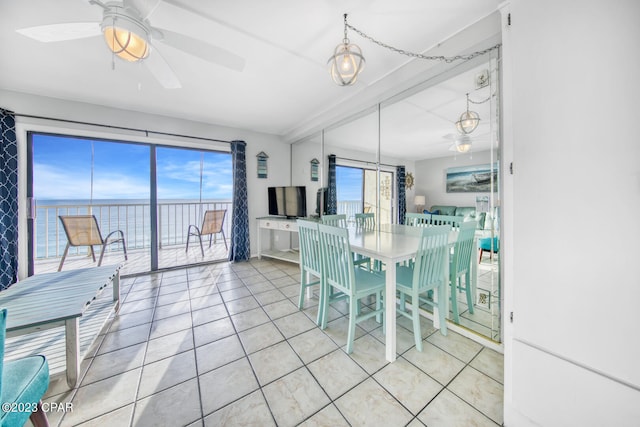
[414,195,426,213]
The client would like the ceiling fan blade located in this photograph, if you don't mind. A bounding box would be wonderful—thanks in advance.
[124,0,161,19]
[16,22,101,42]
[143,46,181,89]
[154,28,245,72]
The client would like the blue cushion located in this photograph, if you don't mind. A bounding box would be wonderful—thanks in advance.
[1,356,50,427]
[478,237,499,251]
[423,209,440,215]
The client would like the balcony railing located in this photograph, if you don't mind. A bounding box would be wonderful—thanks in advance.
[35,200,233,259]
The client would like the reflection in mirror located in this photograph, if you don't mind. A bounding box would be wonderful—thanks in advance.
[380,53,501,342]
[291,132,324,218]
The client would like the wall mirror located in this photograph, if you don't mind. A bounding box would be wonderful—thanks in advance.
[292,50,501,343]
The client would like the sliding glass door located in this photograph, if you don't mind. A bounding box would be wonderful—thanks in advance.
[28,132,232,276]
[336,165,394,224]
[156,147,232,269]
[29,133,150,276]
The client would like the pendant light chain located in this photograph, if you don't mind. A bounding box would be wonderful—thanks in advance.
[344,19,501,63]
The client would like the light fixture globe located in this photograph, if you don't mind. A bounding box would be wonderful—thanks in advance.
[328,41,365,86]
[455,135,473,153]
[455,110,480,134]
[101,7,150,62]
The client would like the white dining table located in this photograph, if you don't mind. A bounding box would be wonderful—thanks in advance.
[347,224,472,362]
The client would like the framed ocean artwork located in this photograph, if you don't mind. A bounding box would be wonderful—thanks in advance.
[446,163,498,193]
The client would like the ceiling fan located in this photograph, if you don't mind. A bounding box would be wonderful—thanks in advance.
[15,0,245,89]
[442,132,489,154]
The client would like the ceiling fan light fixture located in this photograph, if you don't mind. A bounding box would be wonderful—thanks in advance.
[328,14,365,86]
[455,135,473,153]
[101,9,149,62]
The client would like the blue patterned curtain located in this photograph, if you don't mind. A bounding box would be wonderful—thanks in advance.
[396,166,406,225]
[0,109,18,289]
[228,140,250,262]
[327,154,337,215]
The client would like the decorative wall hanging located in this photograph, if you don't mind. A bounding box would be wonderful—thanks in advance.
[310,158,319,181]
[446,163,498,193]
[256,151,268,179]
[404,172,415,190]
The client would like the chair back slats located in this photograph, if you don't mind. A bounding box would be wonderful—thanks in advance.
[405,213,431,227]
[430,214,461,229]
[59,215,103,246]
[452,221,477,274]
[413,225,451,292]
[201,210,227,235]
[321,214,347,228]
[354,212,375,229]
[318,224,354,295]
[297,220,322,277]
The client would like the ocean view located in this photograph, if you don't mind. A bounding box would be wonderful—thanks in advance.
[35,199,232,259]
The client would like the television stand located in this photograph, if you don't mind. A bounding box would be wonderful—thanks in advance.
[256,216,300,264]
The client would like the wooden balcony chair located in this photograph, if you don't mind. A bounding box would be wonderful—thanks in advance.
[58,215,128,272]
[0,308,50,427]
[186,209,228,257]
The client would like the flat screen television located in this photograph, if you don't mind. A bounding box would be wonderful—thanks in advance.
[316,187,329,215]
[268,186,307,218]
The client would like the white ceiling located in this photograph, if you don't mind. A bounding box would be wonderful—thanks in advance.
[0,0,501,160]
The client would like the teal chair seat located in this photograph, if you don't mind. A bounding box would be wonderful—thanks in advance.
[478,236,499,262]
[1,308,50,427]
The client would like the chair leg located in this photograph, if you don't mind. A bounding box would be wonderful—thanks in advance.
[298,270,307,310]
[465,271,474,314]
[479,248,484,263]
[221,229,228,250]
[450,273,460,324]
[98,242,107,266]
[320,281,331,330]
[412,291,423,352]
[198,234,205,257]
[185,232,191,253]
[58,243,70,271]
[437,283,448,336]
[29,401,50,427]
[346,297,358,354]
[122,237,128,261]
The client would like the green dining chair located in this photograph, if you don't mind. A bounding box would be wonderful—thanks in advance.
[396,225,450,351]
[317,224,386,354]
[296,219,325,325]
[354,212,375,229]
[450,221,477,323]
[321,214,347,227]
[353,213,376,270]
[0,308,50,427]
[429,214,462,229]
[405,212,431,227]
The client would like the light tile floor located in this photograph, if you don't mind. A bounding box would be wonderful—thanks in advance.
[37,258,503,427]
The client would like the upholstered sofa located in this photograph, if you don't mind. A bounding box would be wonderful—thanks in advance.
[426,205,489,230]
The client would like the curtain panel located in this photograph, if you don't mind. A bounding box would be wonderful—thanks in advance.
[228,140,250,262]
[327,154,337,215]
[396,166,406,225]
[0,109,19,290]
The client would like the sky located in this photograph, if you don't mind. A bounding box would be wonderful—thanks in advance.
[336,166,363,201]
[33,134,232,201]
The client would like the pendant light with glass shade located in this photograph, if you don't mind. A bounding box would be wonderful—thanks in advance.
[455,93,481,134]
[327,14,500,86]
[328,14,365,86]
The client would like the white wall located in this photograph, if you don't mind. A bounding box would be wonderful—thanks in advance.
[1,89,290,275]
[414,149,497,210]
[502,0,640,425]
